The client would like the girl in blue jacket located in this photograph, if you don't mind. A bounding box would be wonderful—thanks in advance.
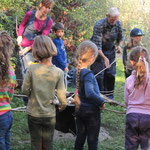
[74,40,105,150]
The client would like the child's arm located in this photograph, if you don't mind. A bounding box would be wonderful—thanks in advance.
[8,68,16,100]
[123,46,127,67]
[56,71,67,111]
[22,67,32,96]
[124,81,129,106]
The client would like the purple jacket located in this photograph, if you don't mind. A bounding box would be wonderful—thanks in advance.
[124,70,150,115]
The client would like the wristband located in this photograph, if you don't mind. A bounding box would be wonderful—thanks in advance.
[75,90,78,94]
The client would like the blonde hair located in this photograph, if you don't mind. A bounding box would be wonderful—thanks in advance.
[32,35,57,61]
[76,40,98,90]
[128,46,150,88]
[107,7,119,17]
[0,31,14,80]
[126,38,142,48]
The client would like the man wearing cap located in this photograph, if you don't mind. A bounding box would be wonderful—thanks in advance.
[91,7,124,99]
[123,28,144,78]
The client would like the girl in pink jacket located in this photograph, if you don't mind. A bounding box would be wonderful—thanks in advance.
[124,46,150,150]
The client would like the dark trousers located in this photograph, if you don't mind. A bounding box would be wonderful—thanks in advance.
[75,106,101,150]
[125,113,150,150]
[91,57,116,99]
[28,115,56,150]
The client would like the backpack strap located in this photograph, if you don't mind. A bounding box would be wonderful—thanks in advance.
[26,10,36,27]
[38,15,50,34]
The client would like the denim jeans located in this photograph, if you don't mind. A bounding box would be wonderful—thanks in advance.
[28,115,56,150]
[75,106,101,150]
[0,111,13,150]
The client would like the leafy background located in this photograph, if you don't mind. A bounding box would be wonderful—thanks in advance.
[1,0,150,149]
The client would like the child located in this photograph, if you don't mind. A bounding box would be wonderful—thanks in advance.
[52,22,69,73]
[124,46,150,150]
[0,31,16,150]
[74,40,105,150]
[123,28,143,78]
[22,35,67,150]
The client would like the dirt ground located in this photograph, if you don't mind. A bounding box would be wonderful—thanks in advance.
[54,127,112,142]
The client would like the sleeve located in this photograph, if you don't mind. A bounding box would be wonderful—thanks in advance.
[18,11,32,36]
[124,80,129,106]
[116,21,124,44]
[84,73,104,106]
[42,18,53,36]
[53,40,67,70]
[123,46,127,66]
[56,70,67,110]
[22,67,32,96]
[91,22,103,50]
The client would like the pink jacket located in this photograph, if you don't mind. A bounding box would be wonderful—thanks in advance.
[18,11,53,48]
[124,70,150,115]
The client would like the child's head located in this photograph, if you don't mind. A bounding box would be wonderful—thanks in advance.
[53,23,64,38]
[32,35,57,61]
[130,28,143,43]
[76,40,98,89]
[0,31,14,80]
[127,28,143,48]
[128,46,150,88]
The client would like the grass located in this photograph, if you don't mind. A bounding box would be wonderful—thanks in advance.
[11,57,126,150]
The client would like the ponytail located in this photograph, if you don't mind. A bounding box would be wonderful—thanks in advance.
[134,57,146,88]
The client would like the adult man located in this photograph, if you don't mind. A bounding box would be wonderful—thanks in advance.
[91,7,124,99]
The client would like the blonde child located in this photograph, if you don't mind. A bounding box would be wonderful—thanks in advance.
[74,40,105,150]
[124,46,150,150]
[0,31,16,150]
[123,28,143,78]
[22,35,67,150]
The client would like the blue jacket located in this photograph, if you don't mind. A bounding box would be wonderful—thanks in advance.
[52,37,69,71]
[78,68,104,108]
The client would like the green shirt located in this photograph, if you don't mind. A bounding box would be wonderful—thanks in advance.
[22,64,67,117]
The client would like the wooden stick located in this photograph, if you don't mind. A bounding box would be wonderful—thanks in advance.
[101,94,126,108]
[14,94,28,98]
[104,108,126,114]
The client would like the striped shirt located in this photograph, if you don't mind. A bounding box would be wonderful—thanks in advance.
[0,67,16,116]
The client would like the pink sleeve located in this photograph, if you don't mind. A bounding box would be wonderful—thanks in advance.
[42,18,53,35]
[18,11,32,36]
[124,81,129,106]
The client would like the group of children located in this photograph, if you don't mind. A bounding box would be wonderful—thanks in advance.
[0,1,150,150]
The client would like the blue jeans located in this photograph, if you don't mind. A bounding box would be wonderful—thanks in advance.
[75,106,101,150]
[0,111,13,150]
